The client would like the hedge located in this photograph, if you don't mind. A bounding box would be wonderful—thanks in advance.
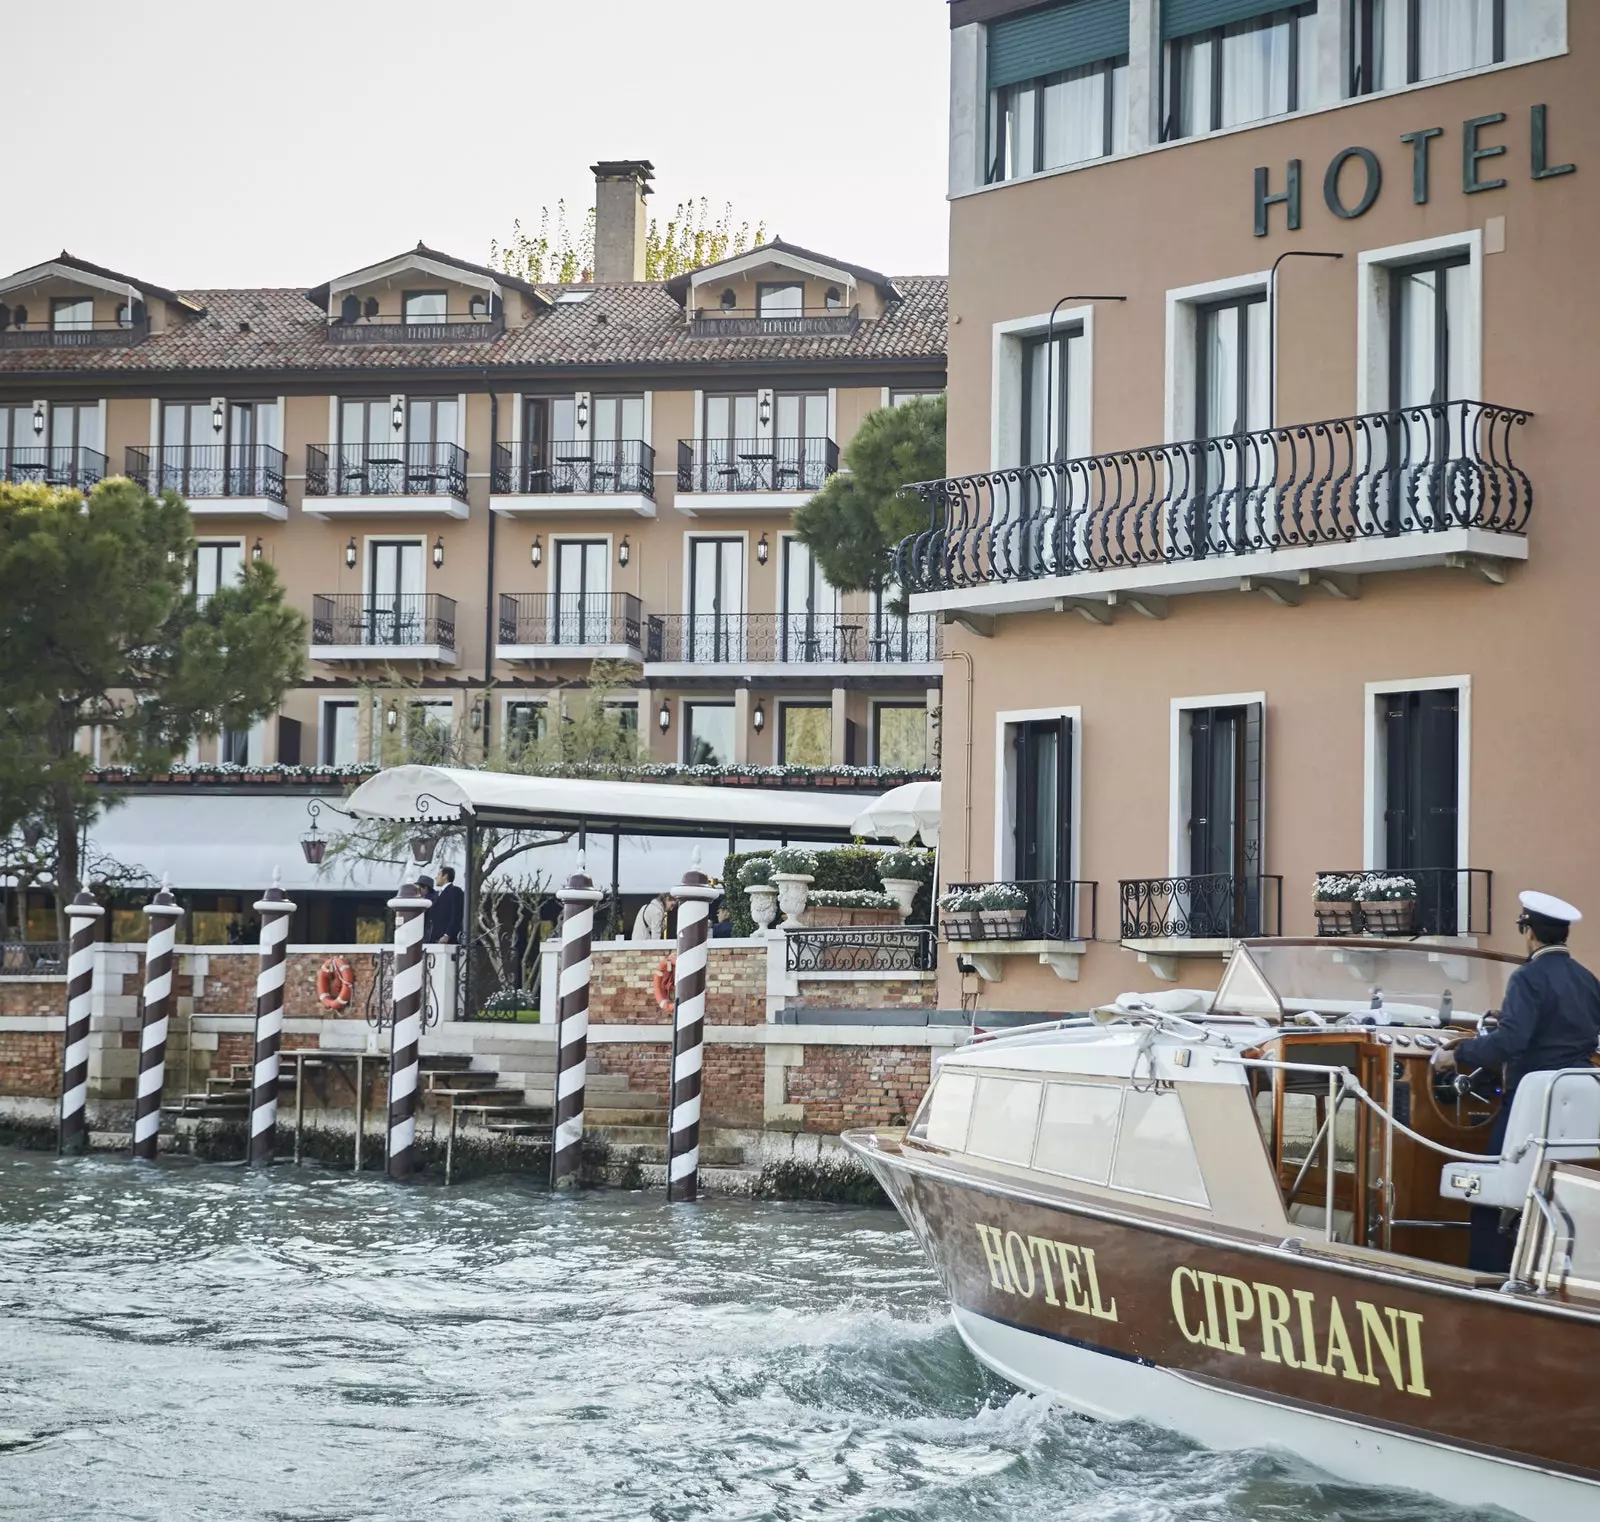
[723,846,932,935]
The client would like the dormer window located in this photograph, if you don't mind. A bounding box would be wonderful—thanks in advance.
[719,288,737,310]
[51,297,92,332]
[825,286,843,312]
[468,295,488,318]
[757,282,803,318]
[403,290,447,325]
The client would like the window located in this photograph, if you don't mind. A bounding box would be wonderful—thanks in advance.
[1034,1081,1122,1183]
[773,393,830,490]
[921,1068,977,1149]
[1390,254,1471,411]
[1176,699,1265,936]
[49,403,102,457]
[873,703,928,771]
[1350,0,1505,94]
[1022,327,1088,467]
[684,703,735,766]
[163,401,276,495]
[1193,289,1270,552]
[1164,5,1315,140]
[322,701,359,766]
[967,1076,1042,1165]
[756,282,803,318]
[1111,1090,1207,1204]
[781,538,838,661]
[402,290,447,325]
[890,390,944,407]
[193,541,243,598]
[1376,686,1462,933]
[688,537,745,661]
[779,704,832,767]
[221,727,251,766]
[554,539,611,644]
[605,700,639,735]
[368,540,424,644]
[407,701,455,760]
[506,701,549,754]
[51,297,92,331]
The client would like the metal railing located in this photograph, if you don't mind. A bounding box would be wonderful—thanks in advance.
[491,438,655,497]
[0,446,107,489]
[126,444,287,503]
[326,312,503,345]
[677,436,839,493]
[1312,868,1492,938]
[940,879,1097,943]
[0,941,67,974]
[1120,874,1284,940]
[311,593,457,650]
[305,442,468,500]
[785,926,936,973]
[645,612,939,664]
[0,318,148,349]
[690,305,860,338]
[498,592,643,650]
[896,400,1532,594]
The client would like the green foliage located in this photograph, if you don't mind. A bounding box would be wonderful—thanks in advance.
[807,889,897,910]
[725,845,933,933]
[492,661,647,778]
[770,846,820,877]
[877,848,933,882]
[793,394,946,595]
[736,855,773,888]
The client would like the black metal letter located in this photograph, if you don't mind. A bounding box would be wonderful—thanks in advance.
[1531,104,1576,182]
[1323,147,1382,220]
[1399,128,1444,205]
[1254,160,1302,238]
[1463,113,1508,194]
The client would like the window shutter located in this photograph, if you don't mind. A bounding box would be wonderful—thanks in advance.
[1242,701,1263,874]
[1161,0,1295,41]
[988,0,1131,91]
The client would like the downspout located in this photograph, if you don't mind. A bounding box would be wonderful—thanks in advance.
[946,647,975,881]
[482,373,498,753]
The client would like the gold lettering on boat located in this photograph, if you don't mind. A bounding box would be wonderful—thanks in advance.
[974,1224,1118,1322]
[1170,1267,1431,1397]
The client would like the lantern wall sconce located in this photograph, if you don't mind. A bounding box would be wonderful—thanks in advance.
[345,537,358,570]
[469,699,483,733]
[752,699,765,734]
[576,395,589,431]
[618,535,630,568]
[432,536,445,570]
[385,701,400,733]
[31,401,45,437]
[758,393,772,429]
[251,538,264,562]
[657,697,671,733]
[211,398,225,434]
[390,397,405,434]
[530,535,543,569]
[756,533,769,566]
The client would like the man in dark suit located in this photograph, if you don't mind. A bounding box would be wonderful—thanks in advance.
[431,865,466,946]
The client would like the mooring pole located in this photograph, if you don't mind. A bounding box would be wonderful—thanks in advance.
[132,881,182,1161]
[60,890,103,1156]
[552,857,602,1190]
[667,860,719,1203]
[248,871,296,1167]
[386,881,428,1181]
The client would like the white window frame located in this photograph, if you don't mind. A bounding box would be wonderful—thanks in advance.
[681,697,737,767]
[992,705,1081,884]
[1362,675,1471,873]
[363,533,427,593]
[1168,691,1266,877]
[991,306,1096,470]
[549,532,615,597]
[1356,229,1483,415]
[1164,269,1271,444]
[680,530,750,622]
[320,697,361,767]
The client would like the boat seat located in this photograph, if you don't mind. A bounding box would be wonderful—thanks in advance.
[1439,1068,1600,1211]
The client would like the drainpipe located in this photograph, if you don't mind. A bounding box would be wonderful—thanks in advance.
[482,374,498,753]
[947,647,975,881]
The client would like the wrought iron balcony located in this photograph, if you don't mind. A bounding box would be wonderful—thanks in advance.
[126,444,287,504]
[689,305,859,338]
[498,592,643,652]
[305,443,467,500]
[325,311,503,345]
[1313,868,1492,939]
[0,318,148,349]
[785,926,936,973]
[677,437,838,494]
[1120,875,1284,941]
[491,439,655,497]
[311,593,456,653]
[1,445,107,489]
[645,612,939,666]
[940,879,1097,943]
[896,401,1532,597]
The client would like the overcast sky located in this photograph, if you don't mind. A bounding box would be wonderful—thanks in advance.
[5,0,950,290]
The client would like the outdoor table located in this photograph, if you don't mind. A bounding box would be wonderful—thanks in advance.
[737,450,777,489]
[834,622,861,660]
[286,1048,389,1172]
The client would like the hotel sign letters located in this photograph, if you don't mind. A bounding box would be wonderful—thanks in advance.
[1254,104,1575,237]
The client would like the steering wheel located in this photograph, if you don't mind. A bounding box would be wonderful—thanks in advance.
[1429,1028,1501,1128]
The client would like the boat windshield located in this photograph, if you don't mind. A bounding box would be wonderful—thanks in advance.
[1210,940,1522,1023]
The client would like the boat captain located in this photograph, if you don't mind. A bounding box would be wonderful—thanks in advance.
[1434,890,1600,1271]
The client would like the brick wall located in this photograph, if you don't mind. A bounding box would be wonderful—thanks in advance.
[588,1042,671,1104]
[191,950,382,1019]
[784,1045,931,1133]
[790,978,939,1010]
[704,1044,764,1126]
[0,1032,63,1098]
[589,945,765,1026]
[0,980,65,1017]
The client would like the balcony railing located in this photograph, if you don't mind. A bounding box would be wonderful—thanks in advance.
[326,312,503,345]
[690,306,859,338]
[1,445,107,489]
[499,592,643,650]
[1,941,66,975]
[311,593,457,651]
[645,612,939,664]
[1313,868,1492,939]
[1120,875,1284,941]
[491,439,655,497]
[896,401,1532,594]
[306,443,467,500]
[785,927,936,973]
[0,319,148,349]
[126,444,287,504]
[677,437,838,494]
[940,880,1097,943]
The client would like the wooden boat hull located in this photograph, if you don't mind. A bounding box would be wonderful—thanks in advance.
[844,1132,1600,1522]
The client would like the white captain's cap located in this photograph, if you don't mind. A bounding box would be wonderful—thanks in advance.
[1519,890,1583,924]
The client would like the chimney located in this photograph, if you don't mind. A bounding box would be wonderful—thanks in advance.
[590,160,654,282]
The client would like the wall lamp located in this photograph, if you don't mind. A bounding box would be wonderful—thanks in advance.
[752,699,765,734]
[386,701,400,733]
[576,396,589,431]
[251,537,264,562]
[391,398,405,434]
[756,532,769,566]
[31,401,45,437]
[657,697,671,733]
[469,699,483,733]
[432,535,445,570]
[758,393,772,429]
[530,534,543,569]
[345,537,358,570]
[618,535,630,568]
[211,399,225,434]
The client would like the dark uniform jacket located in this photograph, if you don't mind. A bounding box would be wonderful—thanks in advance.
[429,883,465,944]
[1456,945,1600,1104]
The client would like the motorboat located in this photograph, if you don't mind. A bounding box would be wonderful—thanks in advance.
[842,939,1600,1521]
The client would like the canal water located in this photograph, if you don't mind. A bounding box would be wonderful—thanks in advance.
[0,1150,1501,1522]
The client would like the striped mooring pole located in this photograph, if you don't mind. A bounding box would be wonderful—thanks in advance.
[552,859,602,1191]
[386,881,428,1181]
[248,871,296,1167]
[668,864,719,1203]
[59,890,104,1156]
[132,881,183,1161]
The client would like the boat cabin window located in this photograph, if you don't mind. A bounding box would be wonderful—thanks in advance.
[1551,1166,1600,1292]
[1111,1090,1208,1206]
[922,1069,976,1149]
[968,1076,1041,1165]
[1035,1082,1120,1185]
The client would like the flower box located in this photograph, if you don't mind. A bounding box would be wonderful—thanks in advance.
[1314,901,1362,936]
[1360,899,1416,936]
[942,914,982,940]
[978,907,1028,937]
[806,906,905,928]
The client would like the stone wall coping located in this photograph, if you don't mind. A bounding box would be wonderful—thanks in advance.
[543,937,770,953]
[793,970,938,983]
[0,1016,63,1033]
[0,975,68,986]
[169,943,412,957]
[586,1023,968,1049]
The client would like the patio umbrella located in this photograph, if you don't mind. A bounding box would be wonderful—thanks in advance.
[851,781,941,847]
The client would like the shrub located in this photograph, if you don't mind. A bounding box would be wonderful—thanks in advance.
[737,855,774,887]
[770,847,820,876]
[877,848,933,882]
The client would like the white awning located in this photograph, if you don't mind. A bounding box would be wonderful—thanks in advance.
[851,780,940,847]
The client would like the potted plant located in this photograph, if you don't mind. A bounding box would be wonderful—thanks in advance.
[769,846,819,926]
[805,888,901,927]
[939,888,982,941]
[738,855,779,931]
[977,882,1029,936]
[877,848,932,920]
[1360,874,1418,937]
[1312,873,1363,937]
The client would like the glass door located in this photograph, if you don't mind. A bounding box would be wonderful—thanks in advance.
[46,403,102,485]
[1020,328,1087,573]
[1187,704,1263,936]
[590,395,645,492]
[1384,689,1460,933]
[407,397,458,494]
[704,394,760,490]
[555,539,610,645]
[1013,717,1071,936]
[773,392,828,489]
[340,399,395,493]
[781,538,839,661]
[1389,254,1472,529]
[688,538,745,661]
[368,540,424,644]
[1196,294,1270,556]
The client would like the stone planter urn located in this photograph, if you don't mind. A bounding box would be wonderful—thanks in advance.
[745,883,779,930]
[771,872,814,927]
[879,877,922,921]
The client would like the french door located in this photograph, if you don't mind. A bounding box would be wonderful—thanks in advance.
[772,392,828,489]
[1187,703,1264,936]
[1019,327,1087,574]
[339,400,395,491]
[368,540,424,644]
[703,394,760,489]
[781,538,839,661]
[1388,253,1472,530]
[1195,293,1270,556]
[407,397,458,490]
[554,539,610,645]
[1383,689,1459,933]
[1012,717,1072,937]
[688,538,745,661]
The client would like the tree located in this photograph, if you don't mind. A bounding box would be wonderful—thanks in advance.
[792,394,946,596]
[0,479,307,929]
[491,198,769,283]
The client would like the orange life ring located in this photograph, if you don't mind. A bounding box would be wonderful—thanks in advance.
[317,955,355,1011]
[652,953,676,1014]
